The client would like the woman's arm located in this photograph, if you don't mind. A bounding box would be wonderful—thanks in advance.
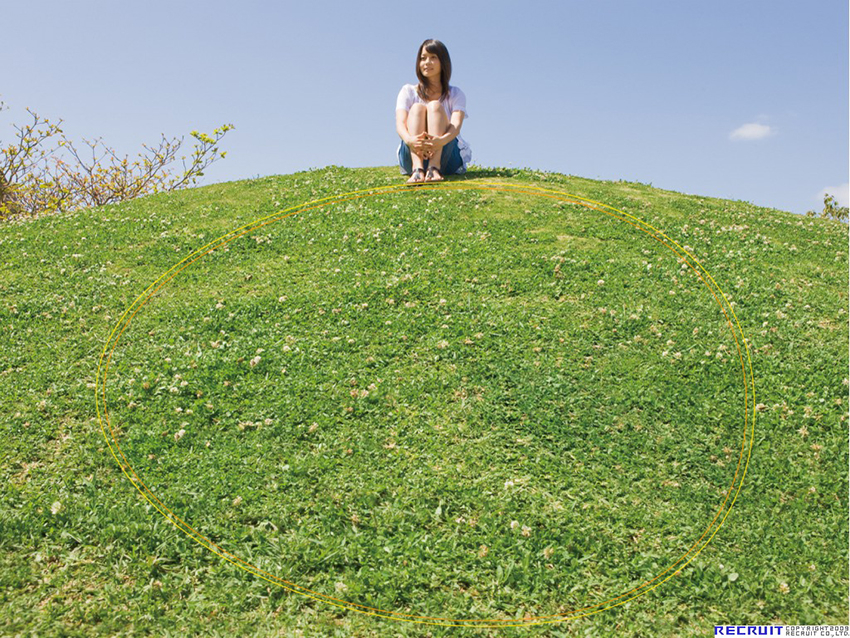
[395,109,413,144]
[432,110,465,148]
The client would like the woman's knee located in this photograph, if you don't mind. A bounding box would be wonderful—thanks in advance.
[426,100,443,113]
[409,103,427,116]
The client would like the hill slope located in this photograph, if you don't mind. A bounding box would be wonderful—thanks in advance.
[1,166,847,636]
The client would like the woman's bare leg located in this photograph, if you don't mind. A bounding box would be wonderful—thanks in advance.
[407,103,427,172]
[425,100,449,172]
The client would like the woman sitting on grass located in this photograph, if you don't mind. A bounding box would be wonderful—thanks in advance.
[396,39,472,184]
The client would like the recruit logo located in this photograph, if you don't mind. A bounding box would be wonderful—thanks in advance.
[715,627,783,636]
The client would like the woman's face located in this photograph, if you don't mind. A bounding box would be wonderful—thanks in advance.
[419,49,441,81]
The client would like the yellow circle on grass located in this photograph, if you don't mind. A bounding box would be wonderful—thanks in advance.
[96,181,755,628]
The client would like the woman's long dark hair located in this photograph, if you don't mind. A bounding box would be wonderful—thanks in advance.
[415,39,452,101]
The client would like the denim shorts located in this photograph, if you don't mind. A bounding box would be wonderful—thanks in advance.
[398,137,464,176]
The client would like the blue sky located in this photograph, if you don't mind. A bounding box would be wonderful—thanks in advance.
[3,0,847,215]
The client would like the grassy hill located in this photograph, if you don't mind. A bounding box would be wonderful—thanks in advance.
[1,166,847,637]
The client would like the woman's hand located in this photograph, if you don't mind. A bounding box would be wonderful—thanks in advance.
[426,135,449,159]
[408,132,434,158]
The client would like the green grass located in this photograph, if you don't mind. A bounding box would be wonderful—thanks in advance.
[1,165,847,636]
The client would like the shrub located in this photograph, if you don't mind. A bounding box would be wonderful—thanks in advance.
[0,99,233,219]
[806,192,849,223]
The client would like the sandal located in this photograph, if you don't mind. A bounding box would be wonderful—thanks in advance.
[425,166,444,183]
[406,167,426,185]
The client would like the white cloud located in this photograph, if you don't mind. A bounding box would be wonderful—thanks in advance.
[817,183,849,207]
[729,122,773,141]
